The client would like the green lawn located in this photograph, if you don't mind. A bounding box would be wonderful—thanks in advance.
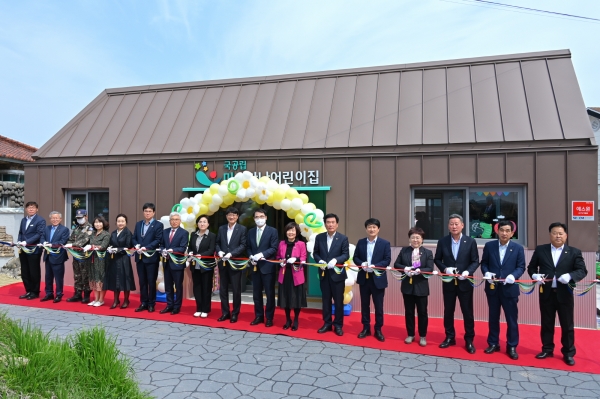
[0,312,152,399]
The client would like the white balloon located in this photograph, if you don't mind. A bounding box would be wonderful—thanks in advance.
[280,199,291,211]
[235,172,244,181]
[309,234,317,243]
[245,188,255,198]
[272,201,281,209]
[194,193,203,201]
[266,180,279,190]
[218,186,228,197]
[314,209,324,219]
[157,282,165,293]
[208,203,220,212]
[306,241,314,253]
[180,198,193,208]
[280,183,290,191]
[301,203,315,214]
[243,170,253,179]
[346,268,358,282]
[236,189,246,199]
[160,216,170,226]
[291,198,303,210]
[212,194,223,205]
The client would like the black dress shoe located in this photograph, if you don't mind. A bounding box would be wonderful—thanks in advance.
[535,351,553,359]
[265,319,273,327]
[291,319,298,331]
[110,301,120,310]
[374,330,385,342]
[230,315,238,323]
[563,356,575,366]
[465,342,476,354]
[334,327,343,336]
[317,325,332,334]
[135,305,148,312]
[357,329,371,339]
[26,294,39,300]
[439,339,456,348]
[217,314,230,322]
[159,307,173,314]
[250,317,264,326]
[171,309,180,315]
[40,294,54,302]
[19,293,31,299]
[53,296,62,303]
[148,305,155,313]
[507,347,519,360]
[484,345,500,354]
[283,320,292,330]
[120,301,130,309]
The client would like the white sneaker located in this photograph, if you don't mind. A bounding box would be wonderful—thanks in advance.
[93,301,104,307]
[193,312,201,317]
[200,312,208,318]
[88,301,97,306]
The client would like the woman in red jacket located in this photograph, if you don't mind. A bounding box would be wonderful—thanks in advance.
[276,222,307,331]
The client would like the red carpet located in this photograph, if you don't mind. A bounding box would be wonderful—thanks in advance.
[1,283,599,374]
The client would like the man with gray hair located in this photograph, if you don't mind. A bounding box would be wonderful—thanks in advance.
[159,212,189,315]
[434,214,480,354]
[40,212,70,303]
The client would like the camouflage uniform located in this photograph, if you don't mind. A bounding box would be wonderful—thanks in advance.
[67,220,93,299]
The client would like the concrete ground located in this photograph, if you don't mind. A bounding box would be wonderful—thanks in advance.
[1,303,599,399]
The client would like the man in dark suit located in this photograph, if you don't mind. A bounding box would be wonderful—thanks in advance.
[132,203,164,313]
[215,207,247,323]
[481,220,525,360]
[434,214,480,353]
[527,222,587,366]
[247,208,279,327]
[313,213,350,336]
[159,212,189,315]
[40,211,70,303]
[353,218,391,342]
[17,201,46,299]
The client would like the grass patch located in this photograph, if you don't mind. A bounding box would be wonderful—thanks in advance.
[0,312,151,399]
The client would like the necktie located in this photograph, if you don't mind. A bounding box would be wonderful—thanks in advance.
[257,228,262,245]
[50,227,56,241]
[169,229,175,243]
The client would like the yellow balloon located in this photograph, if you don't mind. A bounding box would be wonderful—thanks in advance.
[287,209,299,218]
[294,213,305,224]
[256,198,266,205]
[299,193,309,204]
[201,191,213,204]
[344,285,353,294]
[199,204,209,215]
[209,183,220,194]
[343,292,353,305]
[259,176,270,183]
[273,189,285,202]
[286,188,299,199]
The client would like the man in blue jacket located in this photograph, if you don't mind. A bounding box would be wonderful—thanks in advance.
[247,208,279,327]
[159,213,189,315]
[132,203,164,313]
[17,201,46,299]
[353,218,391,342]
[481,220,525,360]
[40,211,70,303]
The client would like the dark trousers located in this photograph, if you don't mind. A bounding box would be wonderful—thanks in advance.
[359,277,385,331]
[163,265,184,310]
[44,261,65,297]
[443,287,475,342]
[403,293,428,337]
[252,271,276,320]
[320,276,345,328]
[19,252,42,295]
[218,265,242,317]
[487,291,519,347]
[192,269,214,313]
[540,289,575,357]
[137,261,159,306]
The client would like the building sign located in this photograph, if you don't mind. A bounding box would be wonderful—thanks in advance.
[194,160,320,187]
[572,201,594,221]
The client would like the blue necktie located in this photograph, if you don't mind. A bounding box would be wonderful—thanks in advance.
[50,227,56,241]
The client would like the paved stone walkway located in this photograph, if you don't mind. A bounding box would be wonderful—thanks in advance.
[1,304,599,399]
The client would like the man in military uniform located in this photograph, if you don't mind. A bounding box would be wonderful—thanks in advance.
[65,209,94,304]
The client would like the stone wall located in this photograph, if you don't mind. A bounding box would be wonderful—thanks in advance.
[0,182,24,208]
[0,226,14,257]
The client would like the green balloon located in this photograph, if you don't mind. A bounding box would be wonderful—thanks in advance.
[227,180,239,195]
[304,212,323,228]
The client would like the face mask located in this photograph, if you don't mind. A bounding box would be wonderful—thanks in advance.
[77,218,86,225]
[254,218,266,227]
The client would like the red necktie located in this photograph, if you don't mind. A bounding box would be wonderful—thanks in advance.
[169,229,175,243]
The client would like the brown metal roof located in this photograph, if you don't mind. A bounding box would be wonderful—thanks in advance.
[34,49,594,159]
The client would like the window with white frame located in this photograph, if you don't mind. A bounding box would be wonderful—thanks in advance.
[412,186,526,244]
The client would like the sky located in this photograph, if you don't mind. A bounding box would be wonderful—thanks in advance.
[1,0,599,149]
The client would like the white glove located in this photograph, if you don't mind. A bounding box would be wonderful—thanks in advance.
[280,261,285,267]
[83,245,92,252]
[135,244,140,250]
[188,251,193,256]
[361,262,368,266]
[483,272,493,282]
[404,266,412,274]
[218,251,225,258]
[254,253,264,261]
[558,273,571,285]
[318,260,326,270]
[36,243,43,247]
[141,247,146,251]
[458,271,469,280]
[327,259,337,269]
[445,267,457,275]
[413,268,421,275]
[161,250,168,257]
[18,241,27,246]
[43,241,49,246]
[300,260,306,265]
[532,273,544,285]
[64,244,73,248]
[167,248,173,253]
[386,266,392,270]
[287,257,296,264]
[366,265,374,273]
[108,247,117,254]
[504,274,515,285]
[223,253,231,260]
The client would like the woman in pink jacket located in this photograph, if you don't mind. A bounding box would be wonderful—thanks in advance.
[277,222,307,331]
